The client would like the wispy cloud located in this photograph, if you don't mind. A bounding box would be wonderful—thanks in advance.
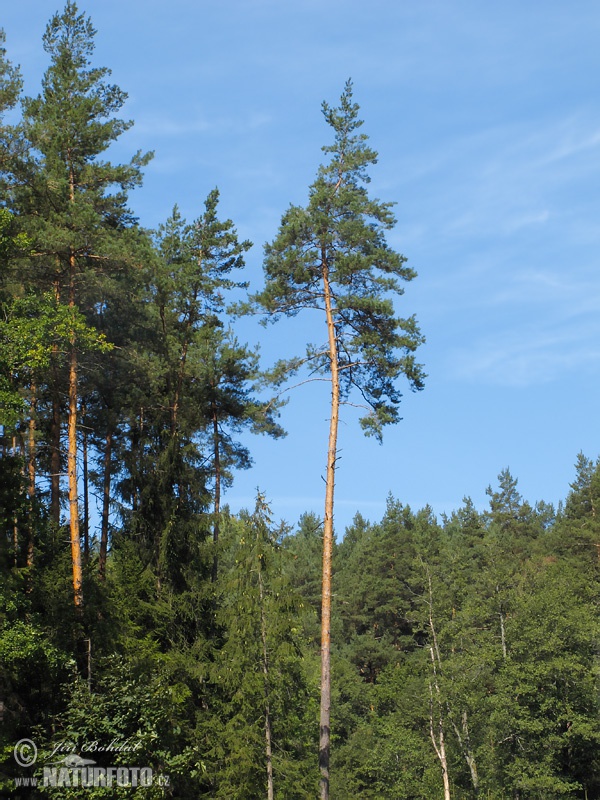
[392,112,600,253]
[131,110,272,139]
[133,117,214,137]
[451,316,600,387]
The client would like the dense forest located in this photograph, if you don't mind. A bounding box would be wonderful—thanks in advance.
[1,4,599,799]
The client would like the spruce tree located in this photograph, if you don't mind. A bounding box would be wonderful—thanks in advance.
[249,80,425,798]
[211,497,316,799]
[194,326,285,580]
[134,193,283,585]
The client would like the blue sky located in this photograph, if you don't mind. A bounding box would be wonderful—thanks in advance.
[4,1,600,532]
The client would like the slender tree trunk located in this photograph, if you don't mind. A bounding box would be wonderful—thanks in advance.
[258,564,274,800]
[449,710,479,795]
[429,646,452,800]
[499,609,507,659]
[81,405,89,564]
[425,564,451,800]
[440,597,479,789]
[12,434,19,565]
[50,387,61,527]
[68,241,83,610]
[50,279,62,526]
[66,162,83,610]
[461,711,478,795]
[211,402,221,583]
[319,259,339,800]
[99,426,112,580]
[68,343,83,609]
[27,386,37,572]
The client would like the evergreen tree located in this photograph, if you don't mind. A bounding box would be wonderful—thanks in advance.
[8,2,151,608]
[152,190,251,439]
[281,512,325,641]
[0,292,110,577]
[193,326,285,580]
[0,27,22,181]
[249,80,424,798]
[208,498,317,799]
[118,192,281,588]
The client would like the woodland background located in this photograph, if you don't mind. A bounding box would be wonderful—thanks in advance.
[1,4,599,799]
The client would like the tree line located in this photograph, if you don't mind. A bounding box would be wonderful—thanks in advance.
[0,4,599,799]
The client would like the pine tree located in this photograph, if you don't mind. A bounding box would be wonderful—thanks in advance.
[249,80,424,797]
[0,31,25,441]
[9,2,151,608]
[0,28,22,180]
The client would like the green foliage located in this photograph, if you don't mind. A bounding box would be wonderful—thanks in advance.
[0,8,598,800]
[207,499,317,798]
[0,578,72,793]
[113,189,281,588]
[281,512,323,640]
[249,79,425,440]
[14,2,151,290]
[0,28,21,116]
[0,292,112,428]
[331,658,440,799]
[0,208,29,265]
[34,657,203,799]
[485,558,599,796]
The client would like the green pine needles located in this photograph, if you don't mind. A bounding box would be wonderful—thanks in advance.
[255,78,425,440]
[248,79,425,799]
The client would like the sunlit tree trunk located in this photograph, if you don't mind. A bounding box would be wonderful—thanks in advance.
[67,202,83,608]
[449,710,479,796]
[251,84,425,799]
[67,343,83,609]
[499,610,507,660]
[319,258,339,800]
[429,645,452,800]
[50,279,62,526]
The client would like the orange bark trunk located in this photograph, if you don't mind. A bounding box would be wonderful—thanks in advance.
[68,342,83,610]
[319,260,339,800]
[68,235,83,609]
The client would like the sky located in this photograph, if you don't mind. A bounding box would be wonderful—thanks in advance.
[4,1,600,533]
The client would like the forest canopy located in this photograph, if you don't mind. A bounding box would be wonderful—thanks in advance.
[0,5,599,800]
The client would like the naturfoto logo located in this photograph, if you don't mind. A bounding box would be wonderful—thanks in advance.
[13,738,170,790]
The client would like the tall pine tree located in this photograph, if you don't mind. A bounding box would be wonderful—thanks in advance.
[249,80,425,798]
[9,2,151,608]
